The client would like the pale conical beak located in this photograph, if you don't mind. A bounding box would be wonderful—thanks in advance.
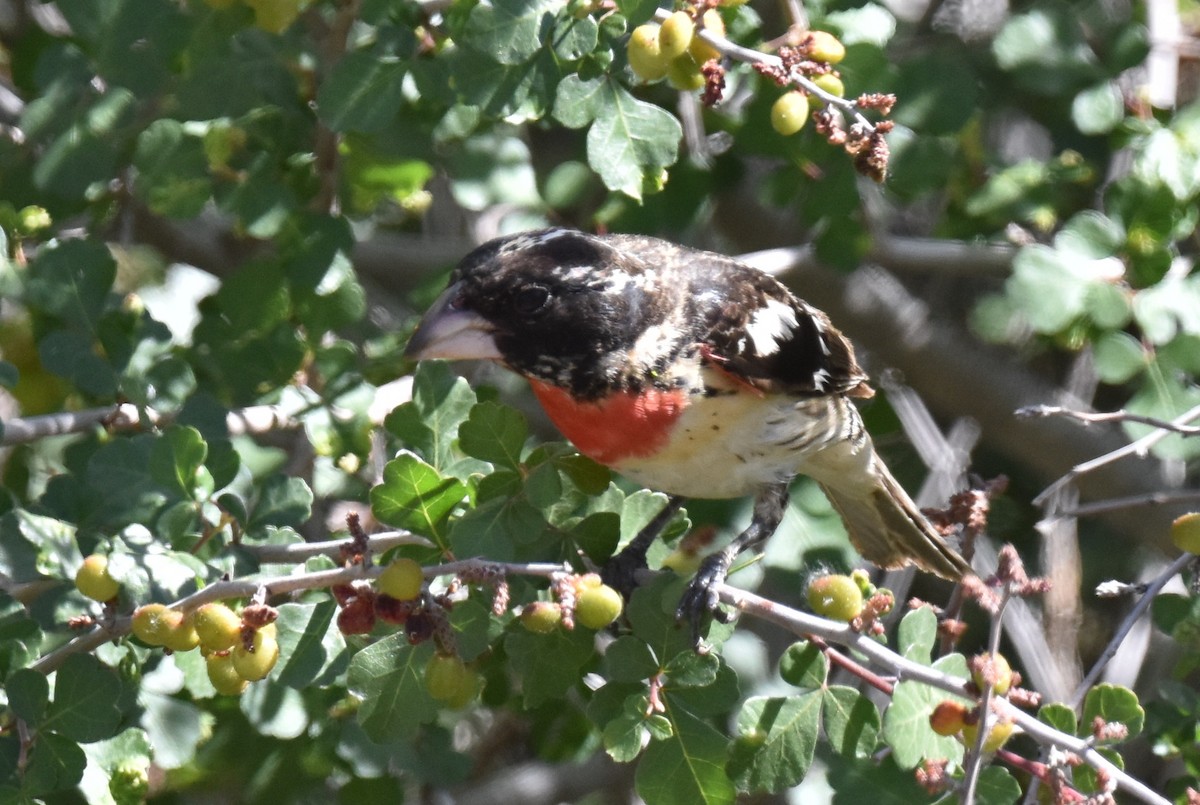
[404,283,503,361]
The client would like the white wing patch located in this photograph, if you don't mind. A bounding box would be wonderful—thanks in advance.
[744,299,799,357]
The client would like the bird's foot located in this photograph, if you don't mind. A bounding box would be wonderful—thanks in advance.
[600,542,650,601]
[674,553,735,649]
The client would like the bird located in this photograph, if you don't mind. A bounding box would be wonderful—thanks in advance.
[403,227,972,639]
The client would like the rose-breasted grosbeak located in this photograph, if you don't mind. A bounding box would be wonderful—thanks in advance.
[405,228,971,638]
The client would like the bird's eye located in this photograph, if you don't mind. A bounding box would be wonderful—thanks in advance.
[513,284,551,316]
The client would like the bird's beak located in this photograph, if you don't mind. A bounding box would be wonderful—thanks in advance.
[404,283,503,361]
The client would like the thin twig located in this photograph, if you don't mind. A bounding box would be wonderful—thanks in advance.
[1031,403,1200,507]
[244,530,433,563]
[961,586,1012,803]
[1068,552,1196,711]
[1017,405,1200,436]
[718,584,1170,805]
[1058,488,1200,518]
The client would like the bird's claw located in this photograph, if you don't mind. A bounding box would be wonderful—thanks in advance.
[674,553,733,648]
[600,546,649,601]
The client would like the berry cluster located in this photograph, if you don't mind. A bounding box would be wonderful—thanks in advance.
[928,653,1019,753]
[804,569,894,632]
[627,9,727,90]
[519,573,624,634]
[134,601,280,695]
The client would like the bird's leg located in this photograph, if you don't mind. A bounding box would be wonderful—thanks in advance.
[675,483,789,647]
[601,495,686,598]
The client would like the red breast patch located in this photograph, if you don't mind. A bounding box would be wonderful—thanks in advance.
[528,380,688,466]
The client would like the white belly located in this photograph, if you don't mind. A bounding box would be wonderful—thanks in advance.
[610,392,862,499]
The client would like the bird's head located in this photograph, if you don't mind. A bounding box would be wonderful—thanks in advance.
[404,229,678,398]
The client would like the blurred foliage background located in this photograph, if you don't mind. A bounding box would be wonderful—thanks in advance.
[2,0,1200,800]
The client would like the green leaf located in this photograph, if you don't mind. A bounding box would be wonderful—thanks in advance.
[896,606,937,663]
[449,496,548,561]
[1092,331,1145,384]
[668,661,741,717]
[39,330,118,396]
[44,654,122,743]
[505,625,596,706]
[464,0,560,65]
[347,636,438,741]
[779,641,826,689]
[1038,702,1078,735]
[370,451,467,541]
[550,12,598,61]
[249,475,314,531]
[317,52,407,133]
[23,731,86,796]
[554,74,605,129]
[1072,81,1123,135]
[385,361,478,474]
[273,600,346,688]
[727,693,820,793]
[972,765,1022,805]
[614,0,657,27]
[0,360,17,388]
[240,681,309,740]
[664,650,719,688]
[881,654,969,769]
[603,705,653,763]
[138,691,206,770]
[638,701,734,805]
[6,669,50,724]
[458,401,528,469]
[131,119,211,218]
[584,81,681,200]
[148,426,208,499]
[604,634,661,683]
[25,239,116,329]
[1081,683,1144,742]
[822,686,880,759]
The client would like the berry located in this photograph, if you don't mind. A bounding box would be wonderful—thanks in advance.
[206,652,248,696]
[666,53,705,91]
[575,573,603,590]
[628,25,668,82]
[811,73,845,101]
[971,652,1014,696]
[771,91,810,136]
[232,628,280,681]
[131,604,172,646]
[520,601,564,633]
[1171,512,1200,553]
[805,574,864,622]
[658,11,694,60]
[194,602,242,652]
[425,652,474,704]
[688,9,724,63]
[377,558,424,601]
[331,584,357,607]
[962,717,1015,753]
[162,611,200,653]
[337,597,378,635]
[75,554,121,603]
[929,700,968,737]
[806,30,845,64]
[575,583,623,629]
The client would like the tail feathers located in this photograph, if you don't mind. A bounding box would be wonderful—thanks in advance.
[819,466,971,581]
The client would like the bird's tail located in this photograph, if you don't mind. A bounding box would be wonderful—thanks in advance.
[818,462,971,581]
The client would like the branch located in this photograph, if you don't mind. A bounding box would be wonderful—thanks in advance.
[0,399,349,447]
[1017,405,1200,436]
[31,552,572,675]
[718,584,1170,805]
[1030,403,1200,507]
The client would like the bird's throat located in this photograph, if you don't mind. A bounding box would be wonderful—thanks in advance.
[528,380,688,466]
